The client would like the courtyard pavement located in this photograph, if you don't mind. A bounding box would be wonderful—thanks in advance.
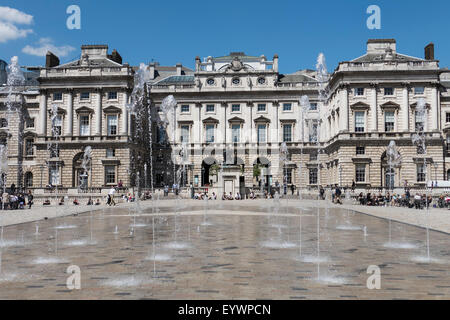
[1,198,449,234]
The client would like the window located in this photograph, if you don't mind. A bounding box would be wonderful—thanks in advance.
[283,103,292,111]
[355,164,366,182]
[79,115,90,136]
[108,92,118,100]
[53,92,63,101]
[231,104,240,112]
[285,168,292,184]
[49,166,60,185]
[24,172,33,188]
[385,111,395,132]
[257,124,266,143]
[283,124,292,142]
[447,135,450,152]
[49,147,59,158]
[414,87,425,95]
[206,124,214,143]
[80,92,90,100]
[355,88,365,96]
[0,118,8,128]
[181,105,190,113]
[356,146,365,155]
[310,103,318,111]
[310,152,317,161]
[25,139,34,156]
[180,125,189,143]
[232,78,240,85]
[415,111,425,132]
[309,168,318,185]
[417,164,426,182]
[257,104,266,112]
[446,112,450,123]
[257,77,266,85]
[206,78,215,86]
[384,88,394,96]
[206,105,215,113]
[107,115,118,136]
[157,126,166,144]
[26,118,35,128]
[52,115,62,136]
[105,166,116,184]
[106,149,115,158]
[355,111,365,132]
[309,123,318,142]
[232,124,240,143]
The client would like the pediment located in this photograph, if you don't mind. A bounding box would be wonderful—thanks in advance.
[228,116,245,123]
[75,106,94,114]
[254,115,271,123]
[103,106,122,114]
[202,117,219,123]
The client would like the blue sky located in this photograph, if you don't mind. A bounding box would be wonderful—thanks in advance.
[1,0,449,73]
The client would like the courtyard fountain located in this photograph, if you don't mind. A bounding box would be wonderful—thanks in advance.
[299,95,310,201]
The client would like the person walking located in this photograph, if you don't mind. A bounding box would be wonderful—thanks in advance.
[108,186,116,206]
[291,184,295,195]
[27,190,33,209]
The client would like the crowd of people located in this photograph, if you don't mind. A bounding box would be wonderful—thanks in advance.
[355,190,450,209]
[1,184,34,210]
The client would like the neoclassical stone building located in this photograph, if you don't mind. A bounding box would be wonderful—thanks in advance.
[0,45,138,193]
[1,38,450,196]
[149,39,450,194]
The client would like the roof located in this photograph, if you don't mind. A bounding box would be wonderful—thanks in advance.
[278,70,318,83]
[351,53,424,63]
[155,75,195,85]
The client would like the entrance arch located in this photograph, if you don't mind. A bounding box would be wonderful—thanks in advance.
[253,157,271,191]
[73,152,89,189]
[201,157,217,186]
[381,150,401,189]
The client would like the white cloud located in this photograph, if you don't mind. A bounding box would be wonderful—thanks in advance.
[0,6,34,25]
[0,7,33,43]
[22,38,75,57]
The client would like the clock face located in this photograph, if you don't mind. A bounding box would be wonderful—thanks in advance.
[207,78,215,86]
[258,77,266,85]
[232,78,240,85]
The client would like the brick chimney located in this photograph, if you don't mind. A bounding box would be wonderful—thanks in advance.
[425,43,434,60]
[273,54,279,72]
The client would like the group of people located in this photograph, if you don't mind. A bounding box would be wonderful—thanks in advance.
[356,190,444,209]
[1,185,34,210]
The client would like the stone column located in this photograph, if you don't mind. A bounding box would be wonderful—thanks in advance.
[340,85,349,132]
[222,102,227,144]
[121,90,129,135]
[431,84,439,131]
[402,83,410,132]
[66,89,73,136]
[95,88,102,136]
[370,83,378,132]
[39,91,47,136]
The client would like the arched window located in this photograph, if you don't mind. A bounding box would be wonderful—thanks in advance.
[24,172,33,188]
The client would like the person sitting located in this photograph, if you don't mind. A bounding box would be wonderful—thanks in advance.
[95,199,101,206]
[212,192,217,200]
[235,192,241,200]
[414,193,422,209]
[250,191,255,199]
[87,197,93,205]
[222,192,227,200]
[73,198,80,206]
[59,197,65,206]
[358,192,365,205]
[228,192,234,200]
[43,199,51,206]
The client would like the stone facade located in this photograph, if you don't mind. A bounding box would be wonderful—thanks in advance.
[1,39,450,195]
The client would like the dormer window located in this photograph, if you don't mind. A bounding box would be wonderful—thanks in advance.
[108,92,118,100]
[80,92,90,100]
[232,78,240,85]
[206,78,215,86]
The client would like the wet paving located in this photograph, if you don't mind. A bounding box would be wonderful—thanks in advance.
[0,202,449,299]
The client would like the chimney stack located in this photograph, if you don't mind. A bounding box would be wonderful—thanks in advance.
[273,54,279,72]
[46,51,60,68]
[176,63,182,76]
[425,43,434,60]
[195,56,201,72]
[149,62,156,80]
